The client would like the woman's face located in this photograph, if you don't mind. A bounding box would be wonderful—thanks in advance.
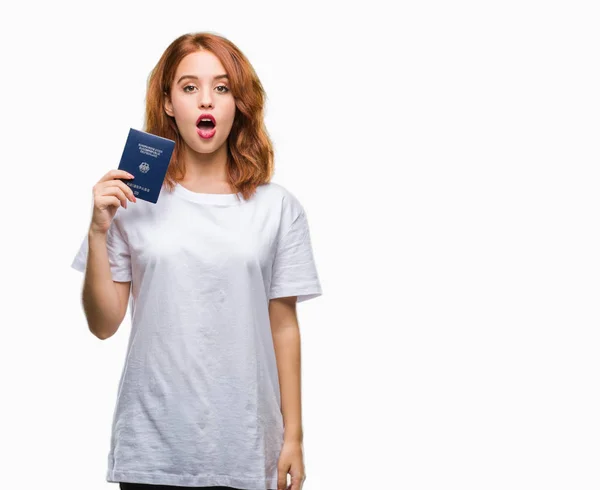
[164,50,236,155]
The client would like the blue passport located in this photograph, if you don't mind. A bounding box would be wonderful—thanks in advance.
[117,128,175,204]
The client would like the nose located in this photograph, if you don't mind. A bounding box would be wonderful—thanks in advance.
[197,88,214,109]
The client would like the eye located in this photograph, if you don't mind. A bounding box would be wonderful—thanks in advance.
[183,84,230,94]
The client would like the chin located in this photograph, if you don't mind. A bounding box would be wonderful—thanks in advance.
[187,136,225,154]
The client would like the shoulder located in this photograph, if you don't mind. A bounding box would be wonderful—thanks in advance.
[256,181,305,216]
[256,182,307,238]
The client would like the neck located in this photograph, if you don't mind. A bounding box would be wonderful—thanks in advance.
[180,141,233,193]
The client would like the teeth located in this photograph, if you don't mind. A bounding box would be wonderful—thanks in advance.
[197,117,215,128]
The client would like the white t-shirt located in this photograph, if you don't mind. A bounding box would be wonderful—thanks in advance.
[71,181,323,489]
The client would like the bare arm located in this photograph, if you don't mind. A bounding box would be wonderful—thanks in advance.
[269,296,308,489]
[269,296,303,443]
[81,229,130,340]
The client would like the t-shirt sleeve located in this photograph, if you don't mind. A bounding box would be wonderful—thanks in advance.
[268,208,323,303]
[70,217,132,282]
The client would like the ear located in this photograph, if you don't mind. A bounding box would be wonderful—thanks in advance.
[164,92,174,117]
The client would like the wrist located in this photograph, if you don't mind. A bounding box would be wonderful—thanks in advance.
[88,227,107,240]
[283,428,303,443]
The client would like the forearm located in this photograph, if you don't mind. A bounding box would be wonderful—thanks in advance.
[272,326,303,442]
[82,230,124,339]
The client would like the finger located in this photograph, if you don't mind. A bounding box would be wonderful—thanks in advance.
[277,466,288,490]
[99,178,137,203]
[98,169,135,184]
[290,474,302,490]
[95,195,121,210]
[100,185,129,208]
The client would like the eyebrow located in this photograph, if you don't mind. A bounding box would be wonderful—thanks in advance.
[176,74,229,84]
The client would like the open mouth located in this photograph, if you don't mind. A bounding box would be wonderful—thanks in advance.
[196,119,216,129]
[196,115,217,139]
[196,114,216,130]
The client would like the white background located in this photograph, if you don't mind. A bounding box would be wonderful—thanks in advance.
[1,1,598,489]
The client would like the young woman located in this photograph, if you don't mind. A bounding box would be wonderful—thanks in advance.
[71,32,323,490]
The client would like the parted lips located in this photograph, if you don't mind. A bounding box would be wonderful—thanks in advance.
[196,113,216,128]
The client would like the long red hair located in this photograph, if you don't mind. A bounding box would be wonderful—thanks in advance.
[144,32,274,201]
